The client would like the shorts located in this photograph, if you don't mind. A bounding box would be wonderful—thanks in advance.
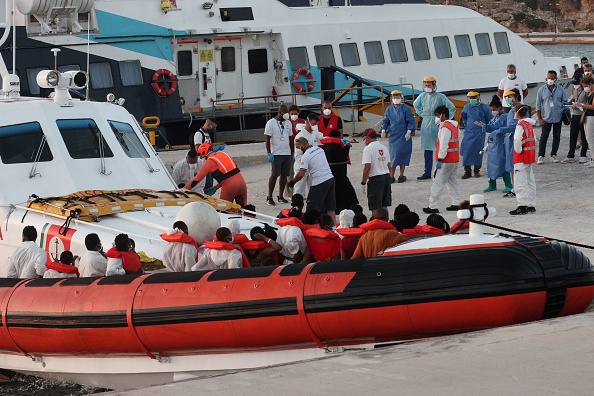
[306,177,336,213]
[367,173,391,210]
[271,155,292,178]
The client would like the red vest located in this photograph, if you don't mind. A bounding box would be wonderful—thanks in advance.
[359,219,397,232]
[46,261,80,277]
[318,114,340,137]
[304,228,340,261]
[401,225,445,236]
[160,232,199,261]
[513,120,536,165]
[203,240,251,268]
[336,228,366,237]
[105,248,143,274]
[435,121,460,163]
[208,152,240,183]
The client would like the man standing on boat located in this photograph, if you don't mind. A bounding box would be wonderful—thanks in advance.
[318,101,343,138]
[497,64,528,113]
[6,225,46,278]
[413,76,456,181]
[265,105,294,206]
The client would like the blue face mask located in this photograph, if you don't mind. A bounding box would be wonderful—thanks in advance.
[508,73,515,79]
[469,99,478,106]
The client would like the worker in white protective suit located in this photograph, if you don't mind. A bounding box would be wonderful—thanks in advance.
[78,233,108,277]
[293,113,324,197]
[7,225,47,278]
[413,76,456,181]
[422,105,463,214]
[160,221,198,272]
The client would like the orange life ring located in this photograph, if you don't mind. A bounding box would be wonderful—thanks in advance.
[292,67,314,93]
[151,68,178,97]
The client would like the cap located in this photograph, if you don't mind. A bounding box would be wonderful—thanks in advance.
[423,76,436,83]
[364,128,378,139]
[467,91,480,97]
[503,90,516,97]
[391,89,403,95]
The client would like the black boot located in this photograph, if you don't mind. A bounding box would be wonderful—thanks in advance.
[474,166,481,178]
[461,166,472,179]
[509,206,528,215]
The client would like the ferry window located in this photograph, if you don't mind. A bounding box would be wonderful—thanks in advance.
[314,45,336,68]
[89,63,114,89]
[108,121,149,158]
[364,41,384,65]
[119,60,143,86]
[0,122,53,164]
[410,38,430,61]
[220,7,254,22]
[221,47,236,72]
[433,36,452,59]
[177,51,193,76]
[454,35,473,57]
[58,65,80,73]
[26,67,49,95]
[494,32,511,54]
[288,47,309,70]
[339,43,360,67]
[387,40,408,63]
[475,33,493,55]
[57,119,114,159]
[248,49,268,74]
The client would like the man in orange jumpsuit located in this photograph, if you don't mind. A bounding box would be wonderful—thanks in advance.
[184,142,248,207]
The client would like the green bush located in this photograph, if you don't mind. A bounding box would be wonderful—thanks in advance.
[525,17,548,30]
[524,0,538,11]
[514,12,526,22]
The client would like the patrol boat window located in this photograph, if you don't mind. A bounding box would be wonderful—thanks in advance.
[108,121,150,158]
[314,45,336,68]
[494,32,511,54]
[89,63,114,89]
[339,43,360,67]
[387,40,408,63]
[454,35,473,57]
[287,47,310,70]
[119,60,143,86]
[177,51,193,76]
[57,119,114,159]
[248,49,268,74]
[433,36,452,59]
[0,122,53,164]
[26,67,49,95]
[221,47,236,72]
[475,33,493,55]
[411,38,430,61]
[364,41,385,65]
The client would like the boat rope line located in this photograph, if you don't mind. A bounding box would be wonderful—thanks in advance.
[28,134,48,179]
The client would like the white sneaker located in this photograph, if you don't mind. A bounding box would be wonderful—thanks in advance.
[537,156,544,165]
[587,161,594,168]
[579,157,589,164]
[584,159,592,166]
[551,155,560,163]
[561,157,576,163]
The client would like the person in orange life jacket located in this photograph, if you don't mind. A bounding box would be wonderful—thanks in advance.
[44,250,80,278]
[288,137,337,224]
[338,209,355,229]
[352,208,407,259]
[450,200,471,234]
[6,225,46,279]
[423,105,463,214]
[318,101,343,138]
[276,209,313,264]
[322,129,359,213]
[338,212,367,260]
[226,219,249,245]
[265,105,294,206]
[510,106,538,215]
[160,221,198,272]
[78,233,108,277]
[277,193,304,219]
[390,203,412,231]
[395,211,420,234]
[303,214,340,262]
[426,213,450,234]
[184,142,248,207]
[241,226,282,267]
[105,234,143,276]
[193,227,250,270]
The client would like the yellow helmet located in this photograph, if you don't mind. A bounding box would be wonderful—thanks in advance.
[423,76,436,83]
[467,91,480,98]
[391,89,403,96]
[503,90,516,97]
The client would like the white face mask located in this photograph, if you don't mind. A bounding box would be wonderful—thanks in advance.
[584,86,591,93]
[290,114,298,121]
[311,124,319,132]
[188,162,197,170]
[323,109,332,116]
[392,98,402,105]
[547,79,556,86]
[424,87,433,93]
[434,116,441,125]
[491,110,499,117]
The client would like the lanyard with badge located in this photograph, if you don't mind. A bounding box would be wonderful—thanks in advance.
[277,120,285,141]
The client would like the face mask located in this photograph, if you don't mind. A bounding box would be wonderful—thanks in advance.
[290,114,298,121]
[229,236,234,244]
[323,109,332,116]
[506,97,514,106]
[311,125,319,132]
[584,86,591,93]
[508,73,515,79]
[585,71,592,77]
[469,99,478,106]
[206,128,216,135]
[424,87,433,93]
[392,98,402,105]
[282,113,290,121]
[434,116,441,125]
[188,162,197,170]
[491,110,499,117]
[547,79,556,86]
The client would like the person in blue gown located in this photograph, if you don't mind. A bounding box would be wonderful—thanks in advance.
[380,90,417,183]
[461,91,491,179]
[478,95,508,192]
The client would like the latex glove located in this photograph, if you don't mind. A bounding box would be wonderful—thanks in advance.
[435,161,442,170]
[213,144,226,152]
[267,153,274,163]
[474,121,484,128]
[381,129,386,138]
[204,186,217,196]
[405,130,412,141]
[361,183,367,194]
[341,138,349,146]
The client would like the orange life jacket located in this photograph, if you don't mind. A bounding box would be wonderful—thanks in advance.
[359,219,397,232]
[105,248,143,274]
[208,151,240,183]
[435,121,460,163]
[240,240,269,250]
[318,114,340,137]
[276,217,307,233]
[233,234,249,245]
[46,261,80,276]
[304,228,340,261]
[401,225,445,236]
[320,137,345,149]
[513,120,537,165]
[160,232,199,261]
[336,228,366,237]
[203,240,251,268]
[450,219,470,234]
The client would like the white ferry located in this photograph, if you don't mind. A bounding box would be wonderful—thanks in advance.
[0,0,578,144]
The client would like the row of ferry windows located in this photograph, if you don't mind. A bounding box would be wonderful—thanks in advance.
[288,32,511,69]
[21,60,143,94]
[0,119,149,165]
[177,48,269,76]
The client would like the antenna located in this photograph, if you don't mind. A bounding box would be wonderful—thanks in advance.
[51,48,60,70]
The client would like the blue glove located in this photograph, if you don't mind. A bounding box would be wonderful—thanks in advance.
[435,161,442,169]
[204,186,216,196]
[341,138,349,145]
[213,144,226,152]
[268,153,274,163]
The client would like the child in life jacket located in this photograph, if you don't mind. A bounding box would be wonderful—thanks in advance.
[303,214,340,262]
[105,234,143,276]
[44,250,80,278]
[241,226,282,267]
[338,212,368,259]
[193,227,250,270]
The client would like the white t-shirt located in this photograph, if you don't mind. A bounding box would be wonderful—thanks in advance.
[78,251,107,277]
[498,76,528,107]
[264,118,292,155]
[362,140,390,177]
[194,128,212,147]
[299,145,333,186]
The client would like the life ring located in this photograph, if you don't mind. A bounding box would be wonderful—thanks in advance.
[151,68,178,97]
[292,67,314,93]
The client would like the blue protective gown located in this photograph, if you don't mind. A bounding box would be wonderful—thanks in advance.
[484,113,508,180]
[413,92,456,151]
[496,111,523,173]
[460,103,491,166]
[380,104,417,166]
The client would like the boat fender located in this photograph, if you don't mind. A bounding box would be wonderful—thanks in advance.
[292,68,314,93]
[151,69,178,97]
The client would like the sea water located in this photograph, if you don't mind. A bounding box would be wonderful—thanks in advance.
[535,44,594,58]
